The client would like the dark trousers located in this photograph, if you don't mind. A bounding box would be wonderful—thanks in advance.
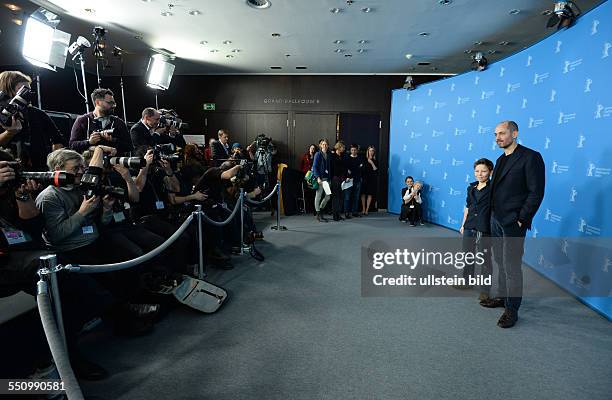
[400,203,422,224]
[490,213,527,312]
[343,180,361,214]
[331,177,344,215]
[462,229,493,295]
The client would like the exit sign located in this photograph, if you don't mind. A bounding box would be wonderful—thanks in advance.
[203,103,216,111]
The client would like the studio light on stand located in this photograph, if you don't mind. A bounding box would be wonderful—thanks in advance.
[471,52,488,71]
[92,26,107,87]
[112,46,128,123]
[145,53,175,109]
[68,36,92,113]
[546,1,580,30]
[21,7,71,109]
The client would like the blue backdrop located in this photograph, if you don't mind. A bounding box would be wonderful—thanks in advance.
[388,1,612,319]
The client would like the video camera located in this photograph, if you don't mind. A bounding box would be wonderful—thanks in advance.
[158,109,189,130]
[255,134,273,152]
[229,159,257,192]
[1,161,75,188]
[0,86,32,126]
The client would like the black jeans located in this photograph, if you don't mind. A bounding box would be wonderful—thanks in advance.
[490,213,527,312]
[462,229,492,295]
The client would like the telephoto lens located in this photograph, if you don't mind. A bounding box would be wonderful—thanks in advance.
[107,156,146,169]
[18,171,76,187]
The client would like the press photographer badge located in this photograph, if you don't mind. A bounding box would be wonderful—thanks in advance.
[155,201,165,210]
[1,228,28,245]
[82,225,94,235]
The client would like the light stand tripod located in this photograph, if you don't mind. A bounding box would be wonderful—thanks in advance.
[113,46,128,123]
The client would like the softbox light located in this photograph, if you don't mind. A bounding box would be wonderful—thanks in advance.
[146,54,175,90]
[22,8,70,71]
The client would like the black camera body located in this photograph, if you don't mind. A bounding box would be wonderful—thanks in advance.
[2,161,75,188]
[153,143,180,164]
[158,109,189,130]
[230,160,257,192]
[0,86,31,126]
[79,168,125,199]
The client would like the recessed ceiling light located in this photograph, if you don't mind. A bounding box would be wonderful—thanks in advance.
[488,50,498,54]
[247,0,271,9]
[333,40,344,44]
[464,49,473,54]
[285,54,291,57]
[498,41,510,46]
[5,3,21,11]
[417,62,431,66]
[200,41,208,45]
[509,9,520,15]
[473,41,483,46]
[232,49,241,53]
[11,18,22,25]
[344,54,352,57]
[135,35,144,40]
[296,66,307,70]
[188,10,202,16]
[439,0,452,4]
[361,7,372,13]
[418,32,430,36]
[270,66,282,69]
[161,11,173,16]
[223,40,232,45]
[334,49,344,53]
[541,9,553,16]
[271,33,281,37]
[431,67,438,71]
[226,54,234,58]
[330,8,342,13]
[357,49,367,53]
[210,49,219,53]
[405,54,413,59]
[357,40,368,44]
[84,8,95,14]
[141,0,152,2]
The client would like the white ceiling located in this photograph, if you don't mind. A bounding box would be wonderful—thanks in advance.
[0,0,604,75]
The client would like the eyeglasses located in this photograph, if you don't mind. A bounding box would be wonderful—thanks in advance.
[103,99,116,106]
[66,164,85,174]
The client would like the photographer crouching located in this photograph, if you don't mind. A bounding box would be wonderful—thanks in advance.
[0,71,66,170]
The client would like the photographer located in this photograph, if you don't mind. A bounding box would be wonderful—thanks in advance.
[69,88,133,156]
[0,149,120,381]
[130,107,164,157]
[0,71,66,170]
[249,134,277,189]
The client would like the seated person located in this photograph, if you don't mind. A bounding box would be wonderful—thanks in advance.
[399,176,414,222]
[402,180,424,226]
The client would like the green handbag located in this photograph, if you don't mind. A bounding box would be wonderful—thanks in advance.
[304,170,319,189]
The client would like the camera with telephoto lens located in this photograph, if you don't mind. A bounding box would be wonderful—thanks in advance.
[1,161,76,188]
[79,167,125,200]
[0,86,32,126]
[103,155,146,169]
[158,109,189,130]
[153,143,180,163]
[229,159,257,192]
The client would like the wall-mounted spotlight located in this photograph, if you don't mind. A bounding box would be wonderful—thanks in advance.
[68,36,91,59]
[546,1,580,30]
[146,54,175,90]
[471,52,487,71]
[403,75,416,90]
[22,7,71,71]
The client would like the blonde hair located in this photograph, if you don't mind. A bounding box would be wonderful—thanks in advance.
[334,140,345,151]
[366,145,376,160]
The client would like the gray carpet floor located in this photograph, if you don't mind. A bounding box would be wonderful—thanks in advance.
[80,213,612,400]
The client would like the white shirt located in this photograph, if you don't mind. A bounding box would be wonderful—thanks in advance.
[403,187,422,204]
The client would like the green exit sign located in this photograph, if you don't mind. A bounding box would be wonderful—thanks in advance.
[203,103,216,111]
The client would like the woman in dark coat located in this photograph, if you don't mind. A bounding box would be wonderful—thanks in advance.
[360,145,378,215]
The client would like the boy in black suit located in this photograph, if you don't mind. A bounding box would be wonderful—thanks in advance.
[485,120,545,328]
[457,158,494,302]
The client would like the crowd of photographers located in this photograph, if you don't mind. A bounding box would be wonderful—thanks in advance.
[0,70,268,381]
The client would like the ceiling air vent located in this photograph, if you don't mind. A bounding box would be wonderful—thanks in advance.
[417,62,431,66]
[247,0,271,9]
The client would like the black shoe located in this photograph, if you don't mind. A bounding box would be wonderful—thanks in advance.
[71,357,108,381]
[480,297,505,308]
[352,213,361,218]
[409,223,416,227]
[345,213,352,219]
[317,211,328,222]
[497,309,518,328]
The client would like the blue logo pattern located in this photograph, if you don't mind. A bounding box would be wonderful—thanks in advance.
[388,1,612,318]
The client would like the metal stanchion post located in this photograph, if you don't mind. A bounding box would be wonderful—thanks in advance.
[196,204,206,279]
[240,188,245,255]
[40,255,67,352]
[271,180,287,231]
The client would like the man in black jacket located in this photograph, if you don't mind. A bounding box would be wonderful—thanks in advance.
[130,107,163,157]
[485,120,545,328]
[211,129,230,166]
